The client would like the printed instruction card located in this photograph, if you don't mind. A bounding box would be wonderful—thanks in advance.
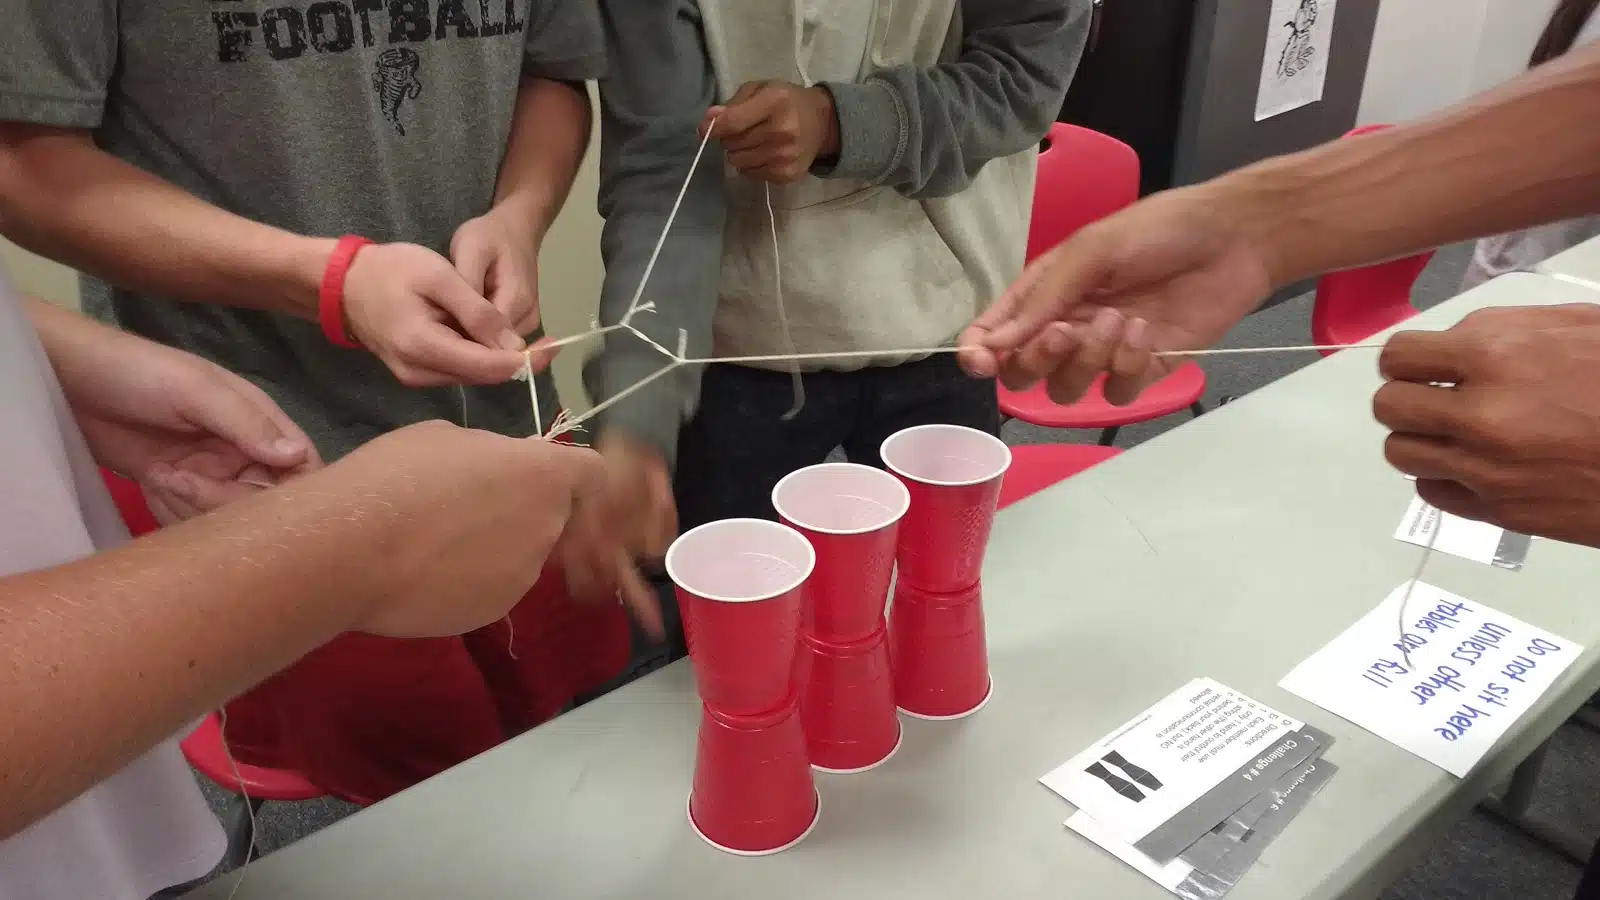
[1281,583,1581,777]
[1395,495,1531,570]
[1040,678,1331,860]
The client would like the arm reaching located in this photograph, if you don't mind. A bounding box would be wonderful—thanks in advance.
[0,422,604,840]
[961,39,1600,406]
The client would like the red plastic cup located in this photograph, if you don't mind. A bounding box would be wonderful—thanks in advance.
[880,424,1011,593]
[772,462,909,644]
[796,627,902,773]
[889,579,992,720]
[667,519,816,716]
[689,700,821,855]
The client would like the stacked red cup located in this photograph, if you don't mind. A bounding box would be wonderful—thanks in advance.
[666,518,821,855]
[772,463,909,773]
[880,424,1012,720]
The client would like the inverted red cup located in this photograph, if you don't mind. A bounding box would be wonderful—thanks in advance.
[889,580,992,720]
[880,424,1011,593]
[689,700,820,855]
[796,627,902,773]
[773,462,909,644]
[667,519,816,716]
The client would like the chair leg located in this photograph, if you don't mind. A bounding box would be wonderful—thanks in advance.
[220,794,266,872]
[1477,739,1591,866]
[1190,402,1206,418]
[1097,427,1120,447]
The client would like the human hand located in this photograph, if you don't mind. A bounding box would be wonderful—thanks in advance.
[53,323,321,524]
[958,184,1273,406]
[343,242,557,388]
[1373,303,1600,547]
[557,431,674,638]
[702,81,840,184]
[451,210,542,336]
[307,421,607,638]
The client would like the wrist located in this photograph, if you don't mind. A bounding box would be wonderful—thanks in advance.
[489,191,554,244]
[279,236,342,320]
[808,85,841,161]
[1206,161,1320,291]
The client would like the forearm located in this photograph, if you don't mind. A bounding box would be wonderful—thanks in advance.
[589,0,726,465]
[0,124,331,319]
[1221,41,1600,289]
[820,0,1089,197]
[492,78,592,240]
[23,296,139,397]
[0,473,391,838]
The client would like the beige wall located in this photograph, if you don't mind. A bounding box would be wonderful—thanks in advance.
[1358,0,1560,126]
[0,83,608,410]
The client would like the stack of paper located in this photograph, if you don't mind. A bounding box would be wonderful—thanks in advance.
[1395,495,1531,570]
[1040,679,1335,898]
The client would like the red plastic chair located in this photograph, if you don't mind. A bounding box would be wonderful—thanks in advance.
[99,469,330,869]
[1000,123,1207,446]
[1309,124,1433,354]
[998,444,1122,510]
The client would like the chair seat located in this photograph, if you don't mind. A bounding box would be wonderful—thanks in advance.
[997,362,1208,430]
[999,443,1123,510]
[182,714,327,802]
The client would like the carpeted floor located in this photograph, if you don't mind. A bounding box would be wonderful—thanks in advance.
[190,242,1600,899]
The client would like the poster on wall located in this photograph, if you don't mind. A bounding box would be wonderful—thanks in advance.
[1255,0,1338,121]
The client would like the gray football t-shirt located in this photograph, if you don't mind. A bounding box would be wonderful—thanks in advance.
[0,0,603,460]
[0,277,226,899]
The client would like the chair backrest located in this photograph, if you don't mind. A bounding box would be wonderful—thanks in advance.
[1309,124,1434,353]
[1028,123,1141,263]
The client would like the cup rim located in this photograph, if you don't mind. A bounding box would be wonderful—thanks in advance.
[771,462,911,536]
[879,424,1013,488]
[665,518,817,604]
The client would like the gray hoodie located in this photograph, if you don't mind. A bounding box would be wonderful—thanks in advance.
[589,0,1091,465]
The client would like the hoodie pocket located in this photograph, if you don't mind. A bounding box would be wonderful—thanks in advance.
[717,183,972,356]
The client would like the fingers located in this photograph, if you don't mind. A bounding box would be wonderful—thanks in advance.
[403,321,529,385]
[1383,434,1471,480]
[524,336,560,375]
[1102,316,1157,407]
[1372,381,1464,439]
[427,269,525,353]
[998,323,1074,392]
[1379,330,1470,385]
[711,82,779,140]
[614,551,665,640]
[1043,308,1124,405]
[982,240,1106,354]
[643,461,678,559]
[178,380,313,471]
[228,378,325,472]
[452,232,496,299]
[1416,478,1492,524]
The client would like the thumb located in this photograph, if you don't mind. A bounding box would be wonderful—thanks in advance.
[451,230,496,298]
[982,236,1110,353]
[181,383,311,470]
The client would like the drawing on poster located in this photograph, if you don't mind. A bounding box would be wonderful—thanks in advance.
[1255,0,1338,121]
[1276,0,1319,79]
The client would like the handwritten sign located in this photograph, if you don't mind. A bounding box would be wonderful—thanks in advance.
[1280,583,1581,777]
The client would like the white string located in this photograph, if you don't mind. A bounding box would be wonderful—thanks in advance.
[522,114,1390,440]
[1397,512,1442,671]
[217,707,255,900]
[764,184,806,420]
[621,125,719,326]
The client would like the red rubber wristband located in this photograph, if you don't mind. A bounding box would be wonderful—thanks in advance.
[319,235,373,349]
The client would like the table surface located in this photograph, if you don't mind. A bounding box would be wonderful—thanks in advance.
[191,271,1600,900]
[1539,238,1600,289]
